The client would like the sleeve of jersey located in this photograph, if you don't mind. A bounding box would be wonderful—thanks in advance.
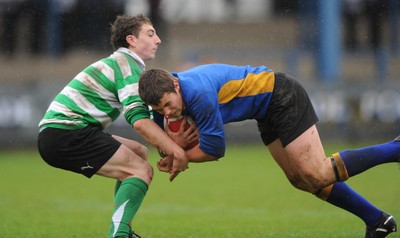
[117,77,151,125]
[188,91,226,159]
[124,100,151,125]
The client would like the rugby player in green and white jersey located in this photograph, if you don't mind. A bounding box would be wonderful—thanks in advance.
[37,15,192,238]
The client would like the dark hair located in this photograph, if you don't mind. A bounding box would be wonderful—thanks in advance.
[139,69,176,106]
[110,14,152,49]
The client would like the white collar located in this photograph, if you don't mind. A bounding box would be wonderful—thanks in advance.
[115,47,146,70]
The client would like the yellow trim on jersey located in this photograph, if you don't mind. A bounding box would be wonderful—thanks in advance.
[218,72,275,104]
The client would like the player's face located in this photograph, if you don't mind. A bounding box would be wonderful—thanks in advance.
[128,23,161,61]
[152,82,184,118]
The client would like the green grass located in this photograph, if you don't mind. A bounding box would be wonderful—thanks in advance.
[0,142,399,238]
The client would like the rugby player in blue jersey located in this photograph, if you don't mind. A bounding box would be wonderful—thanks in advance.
[138,64,398,238]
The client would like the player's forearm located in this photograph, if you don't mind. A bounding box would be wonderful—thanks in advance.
[185,146,219,162]
[133,118,186,158]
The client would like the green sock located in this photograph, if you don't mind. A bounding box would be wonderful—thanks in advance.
[114,180,122,196]
[108,177,148,238]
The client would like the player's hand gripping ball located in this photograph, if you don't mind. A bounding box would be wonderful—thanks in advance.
[164,115,198,150]
[158,116,199,158]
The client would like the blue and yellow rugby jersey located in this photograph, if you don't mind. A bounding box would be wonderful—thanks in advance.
[171,64,275,158]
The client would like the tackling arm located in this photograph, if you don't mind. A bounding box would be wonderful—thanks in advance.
[133,118,188,181]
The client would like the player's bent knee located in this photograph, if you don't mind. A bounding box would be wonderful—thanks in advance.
[287,172,331,194]
[286,174,312,192]
[286,175,303,189]
[122,162,154,185]
[145,162,154,181]
[134,160,153,180]
[138,163,154,185]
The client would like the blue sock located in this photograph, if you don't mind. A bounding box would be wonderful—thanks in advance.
[326,182,382,226]
[339,140,400,177]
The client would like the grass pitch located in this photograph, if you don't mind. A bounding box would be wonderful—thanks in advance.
[0,142,399,238]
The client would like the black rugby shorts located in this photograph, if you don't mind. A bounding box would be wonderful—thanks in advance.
[37,125,121,178]
[257,72,319,147]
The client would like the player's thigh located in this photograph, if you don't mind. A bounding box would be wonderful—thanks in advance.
[97,144,153,184]
[268,125,334,183]
[112,135,148,160]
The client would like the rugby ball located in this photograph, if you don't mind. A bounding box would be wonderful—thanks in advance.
[164,115,198,150]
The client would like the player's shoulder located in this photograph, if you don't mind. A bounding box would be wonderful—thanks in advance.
[106,51,143,78]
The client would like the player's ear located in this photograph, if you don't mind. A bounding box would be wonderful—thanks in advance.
[173,79,180,91]
[126,35,137,47]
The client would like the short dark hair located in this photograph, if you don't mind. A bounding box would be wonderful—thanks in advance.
[139,69,176,106]
[110,14,152,50]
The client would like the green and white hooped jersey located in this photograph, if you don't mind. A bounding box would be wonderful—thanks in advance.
[38,48,151,131]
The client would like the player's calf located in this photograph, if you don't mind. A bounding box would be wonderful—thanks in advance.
[334,137,400,178]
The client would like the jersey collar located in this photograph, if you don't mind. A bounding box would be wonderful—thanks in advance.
[116,47,146,70]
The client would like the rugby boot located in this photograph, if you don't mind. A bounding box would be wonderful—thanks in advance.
[365,211,397,238]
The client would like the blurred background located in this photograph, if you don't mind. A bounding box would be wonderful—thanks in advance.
[0,0,399,148]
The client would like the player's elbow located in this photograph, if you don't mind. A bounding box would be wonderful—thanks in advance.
[186,147,220,163]
[132,118,146,131]
[199,137,225,158]
[202,152,223,162]
[202,145,225,159]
